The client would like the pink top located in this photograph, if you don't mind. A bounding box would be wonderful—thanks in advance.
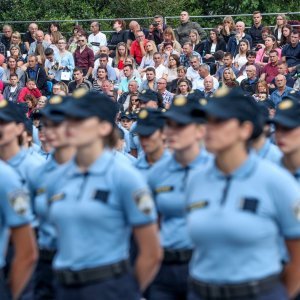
[0,80,3,93]
[255,48,282,64]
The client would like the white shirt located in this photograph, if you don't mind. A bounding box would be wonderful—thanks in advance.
[88,32,107,55]
[193,75,219,91]
[186,67,200,82]
[155,64,167,80]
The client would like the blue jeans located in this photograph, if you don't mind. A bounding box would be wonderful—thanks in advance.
[188,281,288,300]
[148,263,189,300]
[56,272,140,300]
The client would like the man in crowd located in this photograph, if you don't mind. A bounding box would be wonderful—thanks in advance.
[74,34,94,80]
[175,11,206,45]
[270,74,294,106]
[215,52,239,80]
[93,54,117,81]
[203,76,216,98]
[68,67,92,94]
[240,65,259,95]
[157,77,173,109]
[187,55,202,82]
[3,73,22,102]
[28,30,50,55]
[193,64,219,91]
[153,52,167,80]
[248,11,264,48]
[118,80,139,111]
[88,21,107,57]
[118,64,141,95]
[1,24,13,54]
[147,15,166,46]
[130,30,148,65]
[139,67,158,91]
[127,21,148,49]
[99,46,113,65]
[238,50,261,78]
[282,30,300,74]
[24,23,38,51]
[260,50,279,85]
[180,42,201,68]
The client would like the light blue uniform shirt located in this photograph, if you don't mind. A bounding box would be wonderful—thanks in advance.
[186,153,300,283]
[255,138,282,164]
[0,160,32,267]
[129,122,144,158]
[47,150,156,271]
[148,149,212,250]
[118,124,131,153]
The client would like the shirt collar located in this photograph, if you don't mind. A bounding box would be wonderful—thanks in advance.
[256,138,271,158]
[7,148,27,167]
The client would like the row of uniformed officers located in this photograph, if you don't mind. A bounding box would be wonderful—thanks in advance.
[1,87,300,300]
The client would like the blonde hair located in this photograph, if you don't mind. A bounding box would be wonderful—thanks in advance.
[222,67,236,83]
[189,29,200,45]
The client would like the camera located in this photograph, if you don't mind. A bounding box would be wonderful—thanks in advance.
[152,22,159,28]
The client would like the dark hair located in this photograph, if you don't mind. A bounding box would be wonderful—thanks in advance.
[48,22,60,34]
[146,67,156,74]
[73,24,83,34]
[123,64,133,70]
[10,73,18,78]
[209,28,221,42]
[214,50,224,61]
[269,49,279,55]
[44,47,54,56]
[103,124,119,149]
[97,66,108,79]
[114,19,126,30]
[246,50,257,57]
[73,67,83,73]
[99,53,109,60]
[224,52,233,59]
[169,54,180,68]
[291,29,299,36]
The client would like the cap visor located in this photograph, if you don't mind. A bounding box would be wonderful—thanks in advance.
[270,115,300,129]
[201,102,234,120]
[163,110,193,124]
[135,125,157,136]
[0,111,15,122]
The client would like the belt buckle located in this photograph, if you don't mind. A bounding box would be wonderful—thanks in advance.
[111,262,123,275]
[248,280,260,296]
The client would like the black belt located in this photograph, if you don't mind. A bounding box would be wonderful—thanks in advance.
[55,260,130,286]
[190,274,281,299]
[163,248,193,264]
[39,249,56,262]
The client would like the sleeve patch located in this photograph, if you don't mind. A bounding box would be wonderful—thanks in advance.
[134,190,155,215]
[9,190,30,216]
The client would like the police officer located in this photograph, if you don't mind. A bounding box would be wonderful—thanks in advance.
[29,95,76,300]
[147,96,211,300]
[46,90,162,300]
[134,108,170,177]
[186,88,300,300]
[118,111,133,154]
[0,100,38,300]
[115,128,137,164]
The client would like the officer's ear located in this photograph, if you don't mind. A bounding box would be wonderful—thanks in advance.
[16,122,25,137]
[239,121,253,141]
[98,120,113,138]
[195,124,206,141]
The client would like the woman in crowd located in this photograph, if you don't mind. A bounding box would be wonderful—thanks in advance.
[220,16,236,43]
[10,31,27,56]
[2,56,25,86]
[127,93,140,114]
[44,22,61,43]
[175,78,192,96]
[112,42,128,71]
[158,27,182,53]
[189,29,202,53]
[168,66,192,94]
[221,67,239,88]
[25,94,38,118]
[164,54,180,83]
[280,24,293,48]
[92,66,108,92]
[49,31,63,54]
[67,25,83,48]
[139,40,157,76]
[253,79,270,101]
[273,14,288,45]
[234,39,250,70]
[4,45,25,67]
[255,35,282,68]
[108,19,128,51]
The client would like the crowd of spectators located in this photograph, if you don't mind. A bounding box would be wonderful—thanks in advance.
[0,11,299,117]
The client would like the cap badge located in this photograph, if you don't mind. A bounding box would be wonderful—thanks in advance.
[139,110,148,119]
[73,88,88,99]
[49,95,63,105]
[141,90,146,94]
[214,85,229,98]
[199,98,207,106]
[0,99,8,108]
[278,100,293,110]
[174,96,187,106]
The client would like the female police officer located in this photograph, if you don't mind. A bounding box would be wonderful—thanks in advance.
[46,90,162,300]
[186,88,300,300]
[0,100,38,300]
[29,95,76,300]
[147,95,211,300]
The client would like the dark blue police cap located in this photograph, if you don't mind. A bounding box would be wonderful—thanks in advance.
[163,95,206,124]
[137,89,159,103]
[271,96,300,129]
[57,89,119,125]
[0,99,25,123]
[135,109,165,136]
[41,95,70,123]
[120,111,134,120]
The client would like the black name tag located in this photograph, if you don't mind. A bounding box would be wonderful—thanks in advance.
[93,190,109,203]
[240,198,259,213]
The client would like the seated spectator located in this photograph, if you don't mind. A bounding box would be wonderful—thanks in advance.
[240,65,259,95]
[37,96,47,108]
[127,21,148,50]
[161,42,180,67]
[18,79,42,103]
[187,55,201,82]
[227,21,252,57]
[175,11,206,45]
[260,49,280,85]
[193,63,219,91]
[152,52,167,80]
[157,77,173,109]
[118,56,140,81]
[44,22,60,43]
[281,30,300,74]
[44,47,60,82]
[273,14,287,46]
[279,24,292,48]
[67,67,92,94]
[92,66,108,92]
[200,29,227,65]
[139,67,157,91]
[93,53,116,82]
[203,75,216,97]
[118,80,139,111]
[130,30,148,65]
[138,40,157,76]
[48,31,62,55]
[248,11,264,48]
[3,73,22,102]
[9,32,26,57]
[164,54,180,83]
[269,61,295,89]
[176,78,191,96]
[180,42,201,68]
[220,67,239,88]
[108,19,128,51]
[28,30,50,55]
[88,21,107,57]
[112,42,128,71]
[168,66,192,93]
[0,40,5,57]
[238,50,261,79]
[220,16,236,43]
[255,35,282,68]
[127,93,140,114]
[189,29,202,53]
[158,27,182,53]
[24,23,38,52]
[255,26,273,51]
[2,56,25,86]
[118,64,142,95]
[101,79,116,101]
[52,82,68,96]
[234,39,250,70]
[25,94,38,118]
[215,52,239,80]
[24,54,48,95]
[253,80,270,101]
[5,45,25,68]
[270,74,294,106]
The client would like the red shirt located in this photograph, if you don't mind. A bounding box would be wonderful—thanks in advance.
[18,87,42,103]
[74,46,95,70]
[262,62,279,84]
[130,39,148,65]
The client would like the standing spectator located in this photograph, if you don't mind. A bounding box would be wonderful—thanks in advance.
[0,40,6,57]
[240,65,259,95]
[88,21,107,57]
[44,22,60,43]
[118,64,142,95]
[234,39,250,70]
[248,11,264,47]
[48,31,62,55]
[157,77,173,109]
[28,31,50,55]
[139,67,158,91]
[193,63,219,91]
[23,23,38,52]
[24,54,48,95]
[67,67,92,94]
[1,24,13,55]
[215,52,239,80]
[2,56,25,86]
[107,19,128,51]
[175,11,206,45]
[270,74,294,106]
[67,25,83,48]
[68,29,85,54]
[152,52,167,80]
[238,50,261,78]
[227,21,252,56]
[187,55,201,82]
[180,42,201,68]
[147,15,166,46]
[93,54,116,81]
[74,34,94,79]
[220,16,236,43]
[130,30,148,65]
[273,14,288,45]
[282,30,300,74]
[3,73,22,102]
[18,79,42,102]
